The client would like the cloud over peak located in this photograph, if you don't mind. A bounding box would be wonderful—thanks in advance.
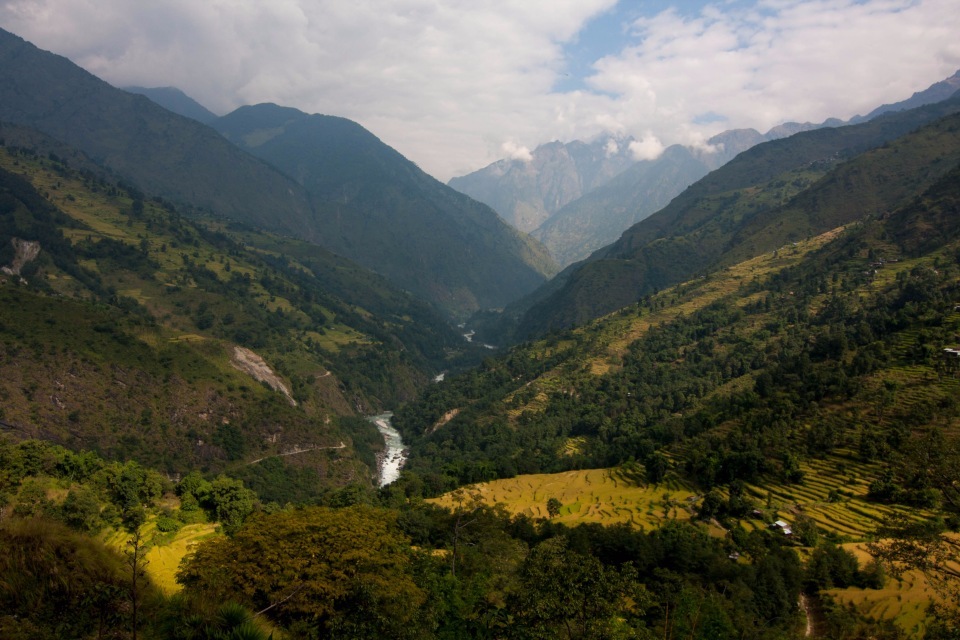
[1,0,957,180]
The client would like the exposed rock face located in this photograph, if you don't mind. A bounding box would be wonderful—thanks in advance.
[448,136,637,233]
[2,237,41,276]
[231,346,296,406]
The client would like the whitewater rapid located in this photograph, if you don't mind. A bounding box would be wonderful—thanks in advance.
[369,412,407,487]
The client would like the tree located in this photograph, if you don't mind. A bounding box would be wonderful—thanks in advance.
[507,536,652,639]
[177,505,426,638]
[206,475,256,534]
[126,528,149,640]
[60,485,103,533]
[645,451,670,484]
[546,498,562,519]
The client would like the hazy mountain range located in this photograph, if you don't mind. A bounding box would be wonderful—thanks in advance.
[502,93,960,339]
[0,27,554,320]
[451,70,960,268]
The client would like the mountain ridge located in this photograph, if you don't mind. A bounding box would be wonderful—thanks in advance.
[122,85,219,124]
[0,28,555,320]
[505,94,960,338]
[452,71,960,268]
[212,103,557,318]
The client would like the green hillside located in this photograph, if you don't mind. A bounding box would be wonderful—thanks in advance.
[394,150,960,498]
[0,141,475,487]
[511,95,960,337]
[0,28,316,235]
[0,29,555,322]
[389,154,960,633]
[213,104,557,318]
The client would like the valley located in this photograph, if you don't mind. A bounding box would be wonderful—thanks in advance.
[1,23,959,640]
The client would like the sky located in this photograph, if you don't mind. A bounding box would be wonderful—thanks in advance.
[2,0,959,181]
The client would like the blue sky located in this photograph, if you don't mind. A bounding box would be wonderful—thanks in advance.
[556,1,721,93]
[2,0,958,180]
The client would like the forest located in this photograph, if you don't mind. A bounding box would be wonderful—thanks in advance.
[2,57,960,639]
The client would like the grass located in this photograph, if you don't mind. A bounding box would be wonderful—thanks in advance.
[741,450,926,540]
[431,468,698,528]
[827,543,940,638]
[103,518,221,595]
[432,460,942,634]
[144,523,221,594]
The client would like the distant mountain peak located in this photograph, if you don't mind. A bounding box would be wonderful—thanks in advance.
[852,69,960,122]
[447,134,637,233]
[122,85,219,124]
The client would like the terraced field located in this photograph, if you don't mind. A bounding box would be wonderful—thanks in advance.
[742,451,925,539]
[104,519,220,594]
[828,543,940,638]
[432,468,698,528]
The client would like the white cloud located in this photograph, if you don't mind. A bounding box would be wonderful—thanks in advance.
[501,140,533,162]
[628,135,665,161]
[603,138,619,157]
[1,0,958,180]
[584,0,960,149]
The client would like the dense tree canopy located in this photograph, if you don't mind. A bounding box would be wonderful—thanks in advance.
[177,505,426,638]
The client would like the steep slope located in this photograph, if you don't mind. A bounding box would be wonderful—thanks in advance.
[213,104,556,318]
[513,96,960,336]
[0,28,555,320]
[0,140,472,486]
[122,85,219,124]
[447,136,637,233]
[0,28,316,235]
[531,129,775,267]
[394,158,960,498]
[531,145,712,266]
[853,69,960,123]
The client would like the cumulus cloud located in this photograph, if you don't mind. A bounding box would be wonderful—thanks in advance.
[1,0,958,180]
[501,140,533,162]
[585,0,960,149]
[628,135,665,161]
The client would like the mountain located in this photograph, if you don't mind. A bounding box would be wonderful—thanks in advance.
[852,69,960,123]
[394,131,960,497]
[0,28,316,235]
[0,137,476,489]
[211,104,556,318]
[531,130,771,266]
[122,85,219,124]
[0,28,553,319]
[453,72,960,270]
[447,135,638,233]
[507,94,960,337]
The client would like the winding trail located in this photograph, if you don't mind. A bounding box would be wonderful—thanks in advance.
[799,594,824,637]
[248,442,345,465]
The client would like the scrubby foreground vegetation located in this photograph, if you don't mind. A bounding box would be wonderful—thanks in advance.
[1,434,811,639]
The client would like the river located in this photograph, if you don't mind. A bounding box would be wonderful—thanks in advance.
[369,412,407,487]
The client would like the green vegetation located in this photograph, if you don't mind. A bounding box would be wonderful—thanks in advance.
[1,28,558,319]
[1,434,810,639]
[391,115,960,634]
[507,95,960,338]
[4,28,960,638]
[213,104,557,318]
[0,142,485,484]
